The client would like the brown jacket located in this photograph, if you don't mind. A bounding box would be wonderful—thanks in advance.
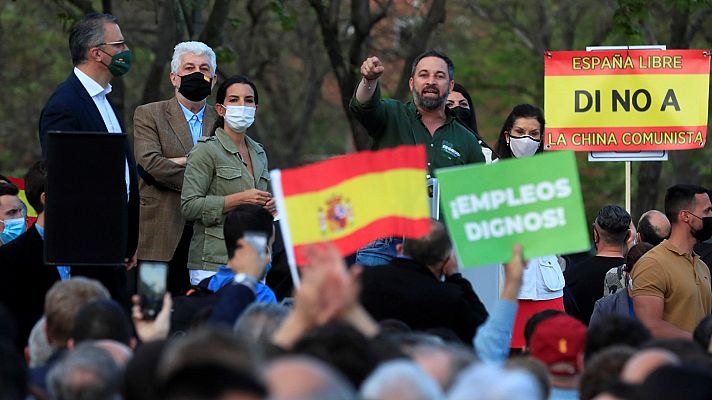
[133,98,218,261]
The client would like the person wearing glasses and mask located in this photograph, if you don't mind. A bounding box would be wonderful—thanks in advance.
[181,75,274,286]
[133,41,218,296]
[38,13,138,307]
[494,104,566,349]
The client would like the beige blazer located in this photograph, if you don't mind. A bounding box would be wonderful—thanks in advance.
[133,98,218,261]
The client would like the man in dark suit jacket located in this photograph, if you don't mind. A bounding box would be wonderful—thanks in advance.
[0,162,60,351]
[37,13,138,306]
[360,220,488,344]
[133,41,218,295]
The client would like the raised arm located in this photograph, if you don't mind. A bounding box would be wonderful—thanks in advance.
[355,56,384,104]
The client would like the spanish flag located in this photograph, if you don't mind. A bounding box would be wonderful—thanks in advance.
[271,145,431,272]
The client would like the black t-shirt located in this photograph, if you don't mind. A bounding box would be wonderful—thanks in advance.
[564,255,625,325]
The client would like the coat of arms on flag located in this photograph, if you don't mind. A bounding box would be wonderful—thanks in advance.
[270,145,432,283]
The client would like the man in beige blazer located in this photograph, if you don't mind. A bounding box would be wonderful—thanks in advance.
[133,41,218,295]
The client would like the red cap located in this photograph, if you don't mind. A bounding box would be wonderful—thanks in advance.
[530,314,586,375]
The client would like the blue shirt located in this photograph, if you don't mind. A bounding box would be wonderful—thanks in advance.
[35,224,71,280]
[473,299,518,364]
[178,101,206,144]
[207,266,276,303]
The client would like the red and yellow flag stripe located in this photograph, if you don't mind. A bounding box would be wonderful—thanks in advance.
[273,145,431,267]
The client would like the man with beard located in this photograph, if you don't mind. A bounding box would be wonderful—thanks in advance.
[631,184,712,339]
[351,50,484,175]
[349,50,484,266]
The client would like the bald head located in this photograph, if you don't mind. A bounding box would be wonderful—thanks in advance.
[637,210,671,246]
[620,349,680,384]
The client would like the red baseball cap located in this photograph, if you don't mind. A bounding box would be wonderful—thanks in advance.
[530,314,587,375]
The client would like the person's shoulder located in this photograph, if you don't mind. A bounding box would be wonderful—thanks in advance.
[136,98,175,112]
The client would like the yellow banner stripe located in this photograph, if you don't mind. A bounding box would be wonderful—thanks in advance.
[284,168,429,244]
[545,74,709,127]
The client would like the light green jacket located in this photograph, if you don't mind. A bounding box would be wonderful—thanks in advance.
[181,128,270,271]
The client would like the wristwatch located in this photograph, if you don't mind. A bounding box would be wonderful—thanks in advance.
[233,273,258,293]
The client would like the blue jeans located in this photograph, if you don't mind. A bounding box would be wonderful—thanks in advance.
[355,237,402,267]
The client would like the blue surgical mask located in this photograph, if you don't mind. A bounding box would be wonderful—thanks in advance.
[0,218,26,244]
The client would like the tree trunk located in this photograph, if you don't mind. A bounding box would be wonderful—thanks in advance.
[140,0,178,104]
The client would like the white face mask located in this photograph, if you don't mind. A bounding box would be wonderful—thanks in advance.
[508,135,540,158]
[223,105,256,133]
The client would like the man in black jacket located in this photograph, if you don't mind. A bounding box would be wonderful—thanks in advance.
[360,220,488,344]
[0,161,60,351]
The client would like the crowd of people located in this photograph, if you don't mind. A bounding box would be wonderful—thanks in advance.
[0,11,711,400]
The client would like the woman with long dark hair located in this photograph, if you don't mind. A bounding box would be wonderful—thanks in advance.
[181,75,273,285]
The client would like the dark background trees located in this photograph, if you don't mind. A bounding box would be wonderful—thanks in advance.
[0,0,710,223]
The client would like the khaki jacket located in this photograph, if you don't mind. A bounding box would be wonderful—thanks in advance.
[181,128,269,271]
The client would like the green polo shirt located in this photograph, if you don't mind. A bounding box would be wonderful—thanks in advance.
[350,84,485,176]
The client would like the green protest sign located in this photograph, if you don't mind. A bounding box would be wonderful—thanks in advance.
[437,151,590,267]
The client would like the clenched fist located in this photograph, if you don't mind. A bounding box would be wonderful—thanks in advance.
[361,56,384,81]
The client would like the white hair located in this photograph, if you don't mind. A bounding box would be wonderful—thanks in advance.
[171,41,217,75]
[447,363,542,400]
[360,360,445,400]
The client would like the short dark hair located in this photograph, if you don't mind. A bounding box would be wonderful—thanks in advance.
[411,49,455,80]
[594,205,631,245]
[637,211,669,246]
[223,204,273,260]
[494,104,546,159]
[213,75,259,134]
[664,184,708,223]
[585,314,650,360]
[402,220,452,267]
[0,182,19,198]
[71,299,133,345]
[159,363,267,400]
[69,13,119,65]
[24,161,47,214]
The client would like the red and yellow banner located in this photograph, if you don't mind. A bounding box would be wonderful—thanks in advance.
[544,50,710,151]
[272,145,431,267]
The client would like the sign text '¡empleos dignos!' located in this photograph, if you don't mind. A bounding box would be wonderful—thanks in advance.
[450,179,573,241]
[449,178,572,220]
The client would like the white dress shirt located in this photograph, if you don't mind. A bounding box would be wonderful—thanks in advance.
[74,67,130,198]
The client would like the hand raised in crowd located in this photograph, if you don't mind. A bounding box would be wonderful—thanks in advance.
[228,237,270,279]
[361,56,384,81]
[501,244,526,301]
[131,293,172,342]
[272,244,377,348]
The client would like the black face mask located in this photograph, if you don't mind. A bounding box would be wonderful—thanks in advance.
[178,71,212,102]
[690,214,712,242]
[450,106,473,126]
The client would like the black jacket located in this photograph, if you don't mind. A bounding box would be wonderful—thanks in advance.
[0,224,60,350]
[360,257,488,344]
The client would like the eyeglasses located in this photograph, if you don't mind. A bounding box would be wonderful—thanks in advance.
[96,40,127,48]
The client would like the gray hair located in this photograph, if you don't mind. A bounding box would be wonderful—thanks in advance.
[447,363,542,400]
[171,41,217,75]
[47,342,122,400]
[69,13,119,66]
[233,302,289,349]
[361,360,445,400]
[27,317,52,368]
